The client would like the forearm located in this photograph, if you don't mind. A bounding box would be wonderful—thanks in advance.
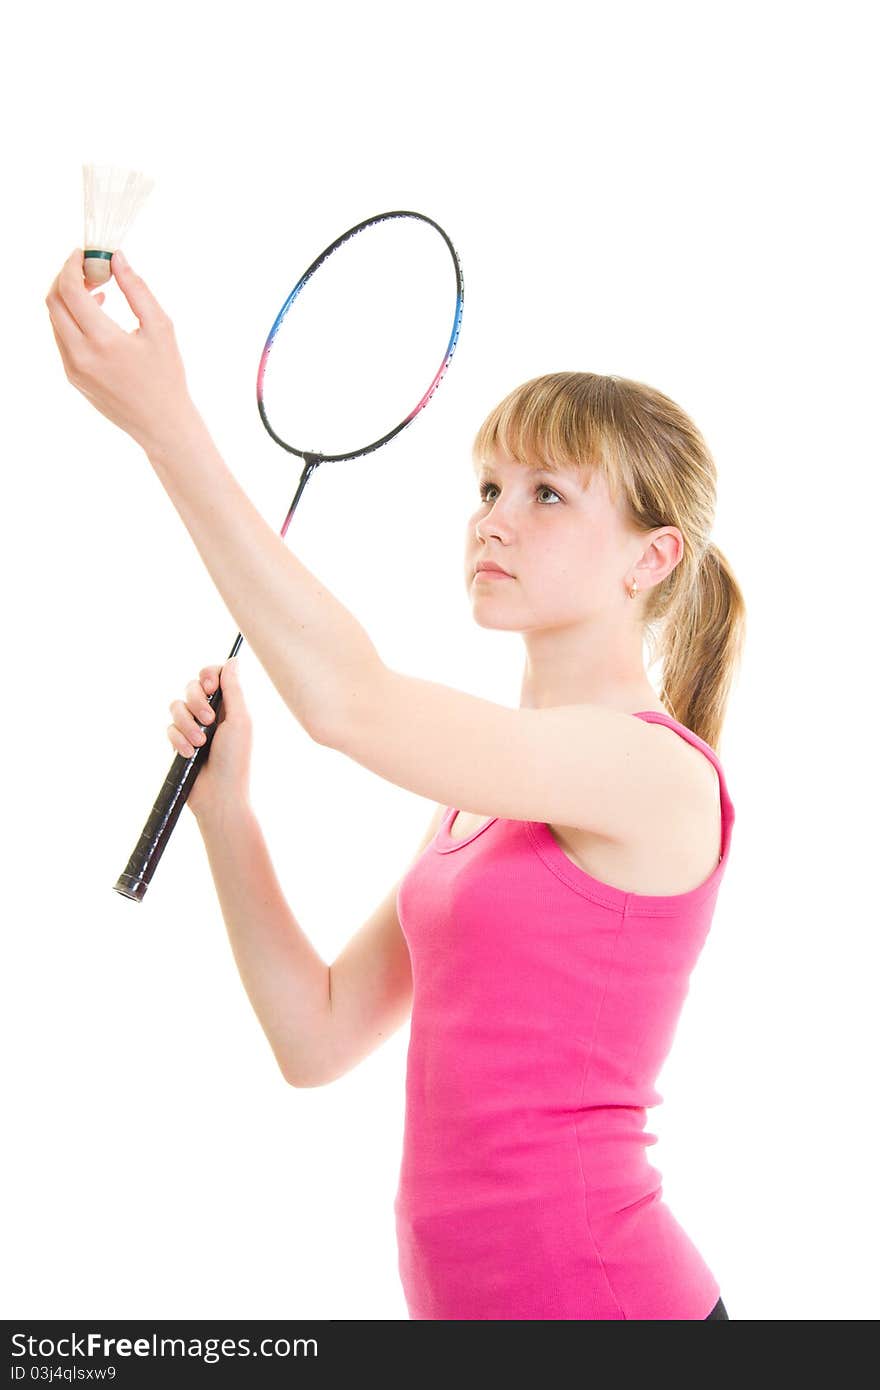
[145,408,382,742]
[195,800,331,1086]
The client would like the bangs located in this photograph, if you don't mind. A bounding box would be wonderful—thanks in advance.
[471,374,611,487]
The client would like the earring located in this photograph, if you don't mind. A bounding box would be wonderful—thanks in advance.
[629,579,639,599]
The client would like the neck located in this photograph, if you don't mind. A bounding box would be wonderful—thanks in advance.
[517,614,658,712]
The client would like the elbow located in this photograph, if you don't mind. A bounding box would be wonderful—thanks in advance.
[284,1074,325,1090]
[306,717,339,751]
[279,965,336,1089]
[282,1062,329,1089]
[302,694,344,751]
[307,657,387,754]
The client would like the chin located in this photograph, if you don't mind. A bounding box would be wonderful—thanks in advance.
[470,605,521,631]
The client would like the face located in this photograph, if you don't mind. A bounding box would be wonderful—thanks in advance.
[465,448,646,631]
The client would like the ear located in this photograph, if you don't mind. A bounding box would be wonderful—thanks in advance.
[635,527,684,589]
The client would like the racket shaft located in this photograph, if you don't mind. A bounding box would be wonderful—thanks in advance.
[114,685,225,901]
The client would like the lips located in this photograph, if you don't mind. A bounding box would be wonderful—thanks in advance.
[475,561,512,576]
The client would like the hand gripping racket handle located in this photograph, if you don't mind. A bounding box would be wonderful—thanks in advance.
[113,682,226,902]
[112,456,321,906]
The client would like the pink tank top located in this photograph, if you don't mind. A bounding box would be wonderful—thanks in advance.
[393,709,736,1320]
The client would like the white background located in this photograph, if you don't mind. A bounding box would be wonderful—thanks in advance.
[2,0,876,1322]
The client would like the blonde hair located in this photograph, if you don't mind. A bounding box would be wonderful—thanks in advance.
[472,371,746,751]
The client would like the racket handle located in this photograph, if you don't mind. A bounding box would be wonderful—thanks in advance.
[113,683,225,902]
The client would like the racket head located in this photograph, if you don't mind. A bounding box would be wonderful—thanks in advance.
[256,210,464,463]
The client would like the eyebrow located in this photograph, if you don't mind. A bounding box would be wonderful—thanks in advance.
[474,460,564,475]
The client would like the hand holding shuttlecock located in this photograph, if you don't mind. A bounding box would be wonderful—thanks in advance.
[82,162,155,286]
[45,166,197,456]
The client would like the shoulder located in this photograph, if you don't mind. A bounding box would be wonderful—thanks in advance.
[640,713,719,788]
[639,717,721,833]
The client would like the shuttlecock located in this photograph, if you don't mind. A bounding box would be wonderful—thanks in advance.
[82,162,155,286]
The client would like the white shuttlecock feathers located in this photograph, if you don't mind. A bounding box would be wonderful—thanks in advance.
[82,162,155,286]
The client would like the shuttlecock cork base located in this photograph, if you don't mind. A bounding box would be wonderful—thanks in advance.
[83,252,114,287]
[82,162,155,287]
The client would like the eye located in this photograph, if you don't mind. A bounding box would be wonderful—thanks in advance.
[537,485,562,505]
[479,482,562,505]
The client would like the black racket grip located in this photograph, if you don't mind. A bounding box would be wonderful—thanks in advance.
[113,684,225,902]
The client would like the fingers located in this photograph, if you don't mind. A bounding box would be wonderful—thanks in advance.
[199,664,223,696]
[54,249,118,342]
[45,252,117,384]
[45,273,84,364]
[166,671,215,756]
[169,697,209,757]
[167,720,200,759]
[111,249,169,330]
[45,264,82,335]
[166,663,239,757]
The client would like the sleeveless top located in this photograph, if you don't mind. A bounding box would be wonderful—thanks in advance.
[393,709,736,1320]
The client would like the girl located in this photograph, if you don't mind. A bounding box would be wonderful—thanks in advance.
[46,248,745,1320]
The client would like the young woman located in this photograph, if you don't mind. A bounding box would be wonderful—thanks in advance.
[46,249,745,1320]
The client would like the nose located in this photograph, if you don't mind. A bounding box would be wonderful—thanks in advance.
[475,501,513,545]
